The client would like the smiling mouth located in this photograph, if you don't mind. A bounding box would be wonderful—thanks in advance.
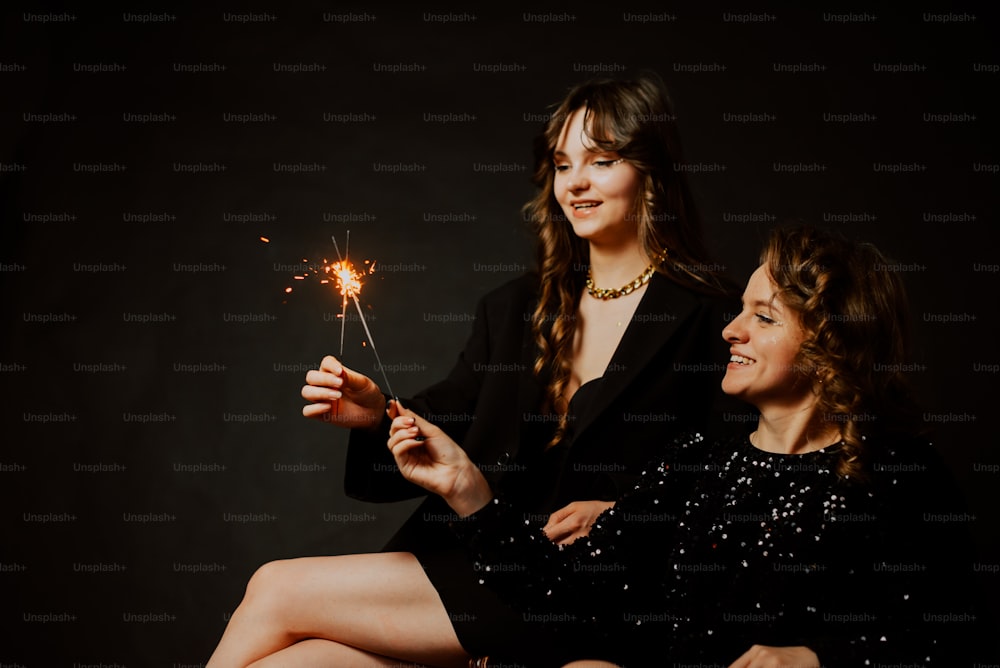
[573,202,601,210]
[730,354,756,366]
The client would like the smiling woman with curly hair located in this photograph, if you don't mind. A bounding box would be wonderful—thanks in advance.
[387,225,978,667]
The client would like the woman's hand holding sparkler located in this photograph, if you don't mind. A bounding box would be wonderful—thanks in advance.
[387,401,494,518]
[302,355,386,429]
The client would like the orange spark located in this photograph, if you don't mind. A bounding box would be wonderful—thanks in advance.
[329,260,363,298]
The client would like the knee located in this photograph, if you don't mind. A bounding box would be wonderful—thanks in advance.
[240,558,298,613]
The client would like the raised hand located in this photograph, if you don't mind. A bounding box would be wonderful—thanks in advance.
[301,355,386,429]
[387,401,493,517]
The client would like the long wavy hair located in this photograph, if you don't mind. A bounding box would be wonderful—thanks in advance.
[762,225,921,478]
[523,73,728,441]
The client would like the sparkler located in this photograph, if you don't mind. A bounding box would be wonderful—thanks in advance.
[328,234,397,401]
[264,232,397,401]
[335,230,350,357]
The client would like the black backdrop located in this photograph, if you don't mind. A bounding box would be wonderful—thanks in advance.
[2,4,998,665]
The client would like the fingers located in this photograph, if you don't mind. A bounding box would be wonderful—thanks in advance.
[726,645,819,668]
[543,519,577,545]
[543,508,579,543]
[302,369,343,396]
[301,401,332,418]
[542,507,570,535]
[301,383,342,402]
[544,527,572,544]
[302,356,376,407]
[389,405,432,432]
[386,419,428,464]
[318,355,343,374]
[388,414,417,438]
[398,408,442,439]
[543,501,584,531]
[338,362,379,393]
[305,356,374,392]
[388,434,425,457]
[543,501,613,544]
[300,370,341,419]
[546,504,573,525]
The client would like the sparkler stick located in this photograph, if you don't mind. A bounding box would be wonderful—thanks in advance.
[329,234,397,401]
[338,230,349,357]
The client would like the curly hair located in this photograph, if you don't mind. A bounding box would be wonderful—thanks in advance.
[522,73,729,443]
[762,225,921,478]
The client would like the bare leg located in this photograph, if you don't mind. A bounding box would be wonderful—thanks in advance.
[248,638,434,668]
[207,552,470,668]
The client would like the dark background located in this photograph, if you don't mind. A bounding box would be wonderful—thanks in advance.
[2,4,997,664]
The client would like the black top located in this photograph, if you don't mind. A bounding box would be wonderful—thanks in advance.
[511,376,604,512]
[452,432,980,666]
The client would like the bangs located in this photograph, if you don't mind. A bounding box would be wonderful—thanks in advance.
[580,103,630,153]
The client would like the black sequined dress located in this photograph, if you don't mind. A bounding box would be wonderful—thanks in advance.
[453,432,977,666]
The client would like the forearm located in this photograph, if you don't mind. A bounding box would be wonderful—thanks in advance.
[441,464,494,517]
[343,385,475,503]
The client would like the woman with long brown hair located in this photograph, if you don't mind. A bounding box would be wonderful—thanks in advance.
[207,73,738,667]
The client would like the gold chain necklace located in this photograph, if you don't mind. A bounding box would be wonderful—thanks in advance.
[585,253,666,300]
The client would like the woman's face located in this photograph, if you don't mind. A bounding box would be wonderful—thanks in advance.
[552,108,642,247]
[721,265,812,411]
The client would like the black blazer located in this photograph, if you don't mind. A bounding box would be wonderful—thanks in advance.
[345,271,746,514]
